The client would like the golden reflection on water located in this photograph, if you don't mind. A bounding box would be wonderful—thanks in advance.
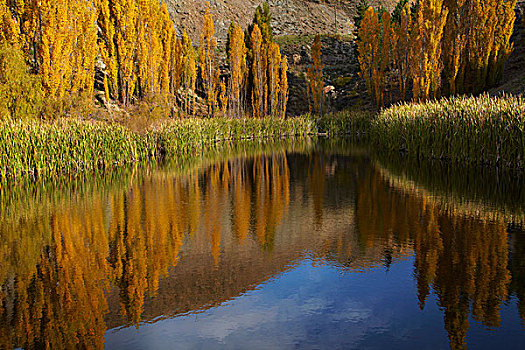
[0,149,523,349]
[356,166,513,349]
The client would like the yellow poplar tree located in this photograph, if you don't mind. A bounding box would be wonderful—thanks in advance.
[97,0,119,101]
[0,0,19,46]
[268,42,281,117]
[115,0,138,106]
[137,0,162,98]
[159,2,174,100]
[392,3,412,100]
[487,0,517,86]
[279,55,289,118]
[307,34,324,115]
[443,0,515,94]
[170,33,183,97]
[228,22,248,118]
[70,0,98,96]
[410,0,448,101]
[199,3,218,116]
[470,0,499,93]
[219,77,228,115]
[38,0,75,99]
[181,31,197,116]
[378,11,392,107]
[442,0,466,95]
[251,23,265,118]
[357,7,381,106]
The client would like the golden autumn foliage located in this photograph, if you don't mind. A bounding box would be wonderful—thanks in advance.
[411,0,448,101]
[358,0,517,105]
[251,24,266,118]
[357,8,381,105]
[0,147,524,349]
[279,55,289,118]
[0,45,42,120]
[249,24,289,118]
[219,77,228,115]
[199,3,219,117]
[228,22,248,117]
[307,34,325,114]
[268,42,281,118]
[392,3,412,100]
[181,31,197,116]
[0,152,297,348]
[379,11,392,106]
[0,1,288,118]
[0,1,17,46]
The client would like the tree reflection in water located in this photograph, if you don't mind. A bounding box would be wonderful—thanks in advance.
[0,146,523,349]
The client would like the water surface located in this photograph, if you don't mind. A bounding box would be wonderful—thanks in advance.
[1,139,524,349]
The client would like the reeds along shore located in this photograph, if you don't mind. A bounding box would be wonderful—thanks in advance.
[371,94,525,168]
[1,94,524,179]
[0,117,316,179]
[328,94,525,170]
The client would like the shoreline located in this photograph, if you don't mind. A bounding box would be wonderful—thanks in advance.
[1,94,524,179]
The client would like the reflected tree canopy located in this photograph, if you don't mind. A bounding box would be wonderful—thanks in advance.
[0,142,524,349]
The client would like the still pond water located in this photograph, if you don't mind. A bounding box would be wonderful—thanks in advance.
[1,139,525,349]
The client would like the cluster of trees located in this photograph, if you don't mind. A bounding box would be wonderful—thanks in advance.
[357,0,517,106]
[0,0,289,119]
[227,2,289,118]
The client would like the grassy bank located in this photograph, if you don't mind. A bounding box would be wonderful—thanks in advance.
[3,93,524,179]
[0,117,316,179]
[320,94,525,169]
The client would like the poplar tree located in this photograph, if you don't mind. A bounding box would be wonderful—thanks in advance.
[410,0,448,101]
[279,55,289,118]
[442,0,466,95]
[354,0,370,39]
[228,22,248,118]
[70,0,98,96]
[39,0,75,99]
[170,34,183,97]
[487,0,516,87]
[97,0,119,101]
[357,7,381,106]
[0,0,19,47]
[137,0,162,98]
[115,0,139,106]
[181,31,197,116]
[159,2,175,100]
[392,3,412,100]
[268,42,281,117]
[251,24,265,118]
[219,77,228,115]
[307,34,324,115]
[199,3,218,116]
[378,11,392,106]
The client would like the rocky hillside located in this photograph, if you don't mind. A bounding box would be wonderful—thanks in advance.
[165,0,397,42]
